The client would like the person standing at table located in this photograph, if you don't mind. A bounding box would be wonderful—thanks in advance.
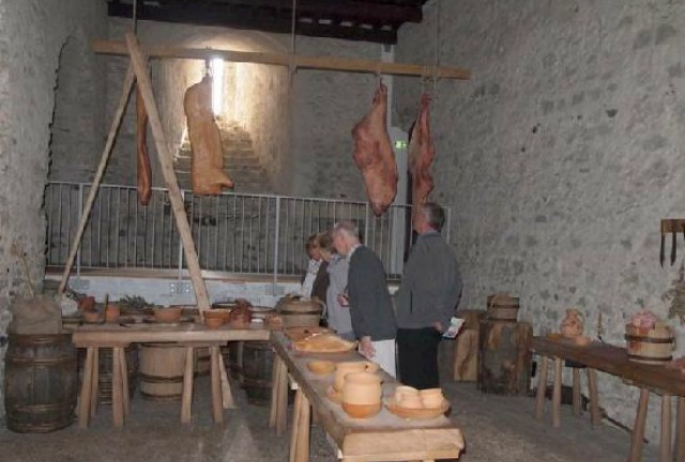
[332,221,397,377]
[300,233,329,303]
[317,231,354,340]
[395,202,462,389]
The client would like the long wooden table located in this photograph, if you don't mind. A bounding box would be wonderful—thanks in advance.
[531,336,685,462]
[270,332,465,462]
[72,322,270,428]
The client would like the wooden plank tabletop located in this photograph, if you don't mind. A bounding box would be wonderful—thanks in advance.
[271,332,465,462]
[72,322,271,346]
[531,336,685,396]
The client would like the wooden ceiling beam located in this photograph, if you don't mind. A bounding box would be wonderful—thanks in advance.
[109,2,398,44]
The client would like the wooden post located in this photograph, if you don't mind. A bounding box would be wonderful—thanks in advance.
[586,369,601,426]
[295,391,311,462]
[58,65,136,294]
[124,33,211,313]
[112,347,124,428]
[661,394,672,462]
[119,348,130,417]
[628,388,650,462]
[269,356,280,428]
[289,388,303,462]
[181,347,195,424]
[90,348,99,417]
[676,397,685,462]
[535,355,549,420]
[78,347,95,428]
[218,354,235,409]
[552,357,562,428]
[572,368,581,417]
[210,346,223,423]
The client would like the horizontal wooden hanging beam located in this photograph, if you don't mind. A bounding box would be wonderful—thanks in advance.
[92,40,471,80]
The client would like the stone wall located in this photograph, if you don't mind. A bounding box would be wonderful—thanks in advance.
[395,0,685,439]
[0,0,107,422]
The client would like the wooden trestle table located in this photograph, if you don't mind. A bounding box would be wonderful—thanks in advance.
[269,332,465,462]
[532,336,685,462]
[72,322,270,428]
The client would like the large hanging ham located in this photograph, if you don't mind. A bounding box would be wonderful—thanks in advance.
[136,86,152,206]
[352,82,398,216]
[408,93,435,218]
[184,75,234,195]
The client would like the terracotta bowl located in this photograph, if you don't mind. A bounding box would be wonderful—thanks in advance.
[394,385,419,403]
[307,360,335,375]
[204,317,224,329]
[204,309,232,321]
[397,394,424,409]
[342,402,381,419]
[105,305,120,322]
[153,307,183,323]
[83,310,101,323]
[420,389,445,409]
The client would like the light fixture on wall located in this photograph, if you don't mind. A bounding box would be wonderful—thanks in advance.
[211,57,224,116]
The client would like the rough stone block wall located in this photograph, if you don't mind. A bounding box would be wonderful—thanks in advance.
[0,0,107,423]
[395,0,685,439]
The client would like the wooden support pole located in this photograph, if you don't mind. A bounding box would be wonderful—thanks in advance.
[124,33,211,313]
[210,346,223,423]
[112,347,124,428]
[587,369,601,426]
[629,388,650,462]
[93,40,471,81]
[661,394,672,462]
[58,65,136,294]
[181,347,195,424]
[552,357,562,428]
[295,391,311,462]
[572,368,581,417]
[289,389,303,462]
[78,347,95,428]
[90,348,99,418]
[119,348,130,417]
[218,353,235,409]
[535,355,549,420]
[676,397,685,462]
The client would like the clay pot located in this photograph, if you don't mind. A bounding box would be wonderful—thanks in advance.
[307,360,335,375]
[205,309,231,322]
[342,372,381,418]
[334,361,378,392]
[394,385,419,403]
[419,388,444,409]
[397,394,424,409]
[153,307,183,323]
[105,305,120,323]
[560,308,584,338]
[83,310,101,323]
[204,317,224,329]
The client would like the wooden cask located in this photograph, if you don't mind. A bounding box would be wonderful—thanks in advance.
[276,297,322,328]
[453,309,486,382]
[4,334,77,433]
[241,341,273,405]
[625,323,675,365]
[139,343,185,401]
[486,294,520,322]
[477,321,532,395]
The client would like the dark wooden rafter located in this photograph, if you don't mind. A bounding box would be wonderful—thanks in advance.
[108,0,428,44]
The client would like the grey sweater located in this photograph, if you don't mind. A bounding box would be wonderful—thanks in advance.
[395,231,462,330]
[348,245,397,341]
[325,255,353,336]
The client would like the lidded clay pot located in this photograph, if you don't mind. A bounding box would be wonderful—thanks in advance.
[341,372,382,418]
[334,361,376,392]
[419,388,444,409]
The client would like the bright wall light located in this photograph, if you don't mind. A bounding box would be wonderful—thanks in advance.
[211,57,224,116]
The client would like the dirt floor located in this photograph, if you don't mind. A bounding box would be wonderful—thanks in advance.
[0,372,659,462]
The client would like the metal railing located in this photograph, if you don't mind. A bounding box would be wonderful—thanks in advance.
[44,182,450,281]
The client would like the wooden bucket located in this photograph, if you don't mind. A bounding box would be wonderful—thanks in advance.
[486,294,520,322]
[241,341,274,405]
[625,324,675,365]
[139,343,185,401]
[4,334,77,433]
[276,297,322,328]
[77,345,139,404]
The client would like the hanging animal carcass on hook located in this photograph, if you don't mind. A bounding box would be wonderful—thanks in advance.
[351,81,398,216]
[408,93,435,218]
[184,74,234,195]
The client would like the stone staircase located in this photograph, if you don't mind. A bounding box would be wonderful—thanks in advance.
[175,119,272,194]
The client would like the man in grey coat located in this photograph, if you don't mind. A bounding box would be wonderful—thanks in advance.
[333,221,397,377]
[395,203,462,389]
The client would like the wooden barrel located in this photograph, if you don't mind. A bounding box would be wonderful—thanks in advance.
[139,343,185,401]
[195,347,210,375]
[486,294,520,322]
[241,341,273,405]
[477,320,532,395]
[276,297,322,328]
[625,324,675,365]
[4,334,77,433]
[77,345,139,404]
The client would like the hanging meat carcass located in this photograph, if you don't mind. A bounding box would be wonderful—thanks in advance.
[351,82,398,216]
[408,93,435,218]
[136,86,152,206]
[183,75,234,195]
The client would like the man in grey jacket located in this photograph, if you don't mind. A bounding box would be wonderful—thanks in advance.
[395,203,462,389]
[333,221,397,377]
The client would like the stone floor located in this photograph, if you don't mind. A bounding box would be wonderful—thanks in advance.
[0,375,659,462]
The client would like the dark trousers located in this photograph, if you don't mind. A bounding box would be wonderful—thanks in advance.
[397,327,442,390]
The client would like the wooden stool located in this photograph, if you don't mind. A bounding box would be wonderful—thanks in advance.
[269,354,289,435]
[77,343,130,429]
[534,355,600,428]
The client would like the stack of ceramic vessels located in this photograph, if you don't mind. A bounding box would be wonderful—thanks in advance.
[334,361,379,394]
[394,385,445,409]
[342,372,382,418]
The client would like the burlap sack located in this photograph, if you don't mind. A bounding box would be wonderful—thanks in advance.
[9,296,62,335]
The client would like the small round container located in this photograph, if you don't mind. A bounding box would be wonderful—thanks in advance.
[105,305,120,323]
[153,307,182,323]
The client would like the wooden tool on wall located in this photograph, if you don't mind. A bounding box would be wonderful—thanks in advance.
[660,219,685,267]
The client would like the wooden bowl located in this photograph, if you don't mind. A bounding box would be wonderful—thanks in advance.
[307,360,335,375]
[385,398,450,420]
[153,307,183,323]
[204,317,224,329]
[342,402,381,419]
[205,309,232,321]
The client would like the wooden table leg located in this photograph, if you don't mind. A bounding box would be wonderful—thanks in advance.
[289,389,303,462]
[90,348,99,418]
[552,357,562,428]
[295,391,311,462]
[572,368,581,417]
[118,348,130,417]
[78,347,95,428]
[181,347,194,424]
[587,368,601,426]
[218,352,235,409]
[276,357,289,436]
[270,355,280,428]
[661,394,672,462]
[210,346,223,423]
[676,397,685,462]
[628,388,650,462]
[112,347,124,428]
[535,355,549,420]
